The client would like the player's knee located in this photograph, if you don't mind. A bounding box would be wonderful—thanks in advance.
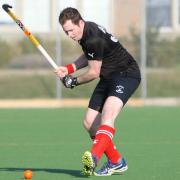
[83,118,91,131]
[102,109,114,120]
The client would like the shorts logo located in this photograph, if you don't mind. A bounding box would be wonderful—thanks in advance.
[116,85,124,93]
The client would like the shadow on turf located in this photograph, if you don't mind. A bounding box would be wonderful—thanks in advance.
[0,167,87,178]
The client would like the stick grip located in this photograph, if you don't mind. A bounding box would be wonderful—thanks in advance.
[2,4,12,12]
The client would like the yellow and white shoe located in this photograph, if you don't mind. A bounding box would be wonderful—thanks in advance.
[81,151,96,176]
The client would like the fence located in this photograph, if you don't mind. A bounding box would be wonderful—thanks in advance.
[0,0,179,103]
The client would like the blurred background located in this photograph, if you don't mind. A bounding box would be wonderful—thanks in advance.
[0,0,180,105]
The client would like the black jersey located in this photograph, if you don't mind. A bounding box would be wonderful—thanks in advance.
[79,22,140,80]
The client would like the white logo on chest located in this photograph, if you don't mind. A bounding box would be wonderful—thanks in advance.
[88,52,94,58]
[110,35,118,42]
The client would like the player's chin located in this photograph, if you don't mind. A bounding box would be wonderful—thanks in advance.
[72,37,80,41]
[72,38,78,41]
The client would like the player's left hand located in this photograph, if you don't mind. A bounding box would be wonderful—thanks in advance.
[54,66,68,78]
[62,75,78,89]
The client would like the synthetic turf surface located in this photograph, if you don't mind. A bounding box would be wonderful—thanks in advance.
[0,107,179,180]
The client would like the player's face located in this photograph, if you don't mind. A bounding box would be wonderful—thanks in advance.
[62,20,84,41]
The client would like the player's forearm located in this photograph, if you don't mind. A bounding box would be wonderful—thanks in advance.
[77,69,99,85]
[65,54,87,74]
[76,60,102,85]
[61,60,101,88]
[73,54,88,70]
[62,60,101,88]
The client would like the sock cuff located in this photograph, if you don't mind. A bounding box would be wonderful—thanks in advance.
[96,125,115,140]
[98,125,115,134]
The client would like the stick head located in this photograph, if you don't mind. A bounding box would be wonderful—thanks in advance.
[2,4,12,12]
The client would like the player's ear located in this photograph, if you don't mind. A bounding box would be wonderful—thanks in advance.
[79,20,84,27]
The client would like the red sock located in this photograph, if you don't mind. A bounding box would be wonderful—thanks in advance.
[90,131,121,164]
[104,141,121,164]
[91,125,115,161]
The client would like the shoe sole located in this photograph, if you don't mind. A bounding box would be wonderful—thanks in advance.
[82,151,94,176]
[94,172,112,176]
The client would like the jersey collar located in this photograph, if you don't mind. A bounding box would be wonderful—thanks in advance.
[79,21,88,44]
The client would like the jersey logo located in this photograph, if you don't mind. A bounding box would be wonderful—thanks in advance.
[115,85,124,94]
[110,35,118,42]
[88,52,94,58]
[98,25,106,34]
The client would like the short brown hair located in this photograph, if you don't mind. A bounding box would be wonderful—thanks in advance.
[59,7,84,25]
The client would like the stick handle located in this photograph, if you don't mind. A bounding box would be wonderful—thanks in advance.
[2,4,58,69]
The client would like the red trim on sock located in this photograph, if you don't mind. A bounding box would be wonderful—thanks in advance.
[90,129,121,163]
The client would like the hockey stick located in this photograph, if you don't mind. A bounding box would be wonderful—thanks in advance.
[2,4,58,69]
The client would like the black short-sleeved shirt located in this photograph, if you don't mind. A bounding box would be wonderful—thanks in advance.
[79,21,141,80]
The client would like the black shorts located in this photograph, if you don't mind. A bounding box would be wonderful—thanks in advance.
[88,73,141,112]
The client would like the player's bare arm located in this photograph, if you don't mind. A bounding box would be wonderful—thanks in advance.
[61,60,102,89]
[77,60,102,84]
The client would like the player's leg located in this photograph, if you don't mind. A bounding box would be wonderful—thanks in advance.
[94,76,141,176]
[82,96,125,176]
[82,108,101,176]
[83,108,101,137]
[91,96,124,164]
[83,107,122,165]
[82,76,140,176]
[83,104,123,160]
[93,96,128,176]
[82,79,107,176]
[83,78,108,138]
[82,77,125,176]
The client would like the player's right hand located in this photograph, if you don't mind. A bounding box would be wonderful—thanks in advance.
[62,75,78,89]
[54,66,68,79]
